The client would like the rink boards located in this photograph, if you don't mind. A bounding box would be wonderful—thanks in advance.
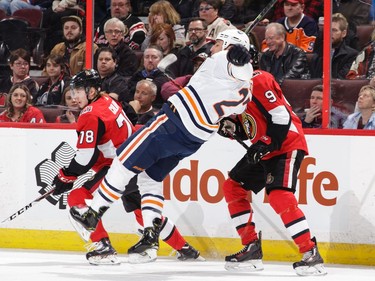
[0,125,374,266]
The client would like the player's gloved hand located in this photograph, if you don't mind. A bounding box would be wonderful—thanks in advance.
[52,168,77,195]
[247,136,273,164]
[227,44,251,66]
[218,117,237,138]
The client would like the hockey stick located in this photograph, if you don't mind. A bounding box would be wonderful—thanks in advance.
[243,0,278,35]
[1,188,55,223]
[157,53,184,89]
[225,130,250,150]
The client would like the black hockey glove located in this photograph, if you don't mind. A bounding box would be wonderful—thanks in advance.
[52,168,78,195]
[227,44,251,66]
[247,136,274,164]
[218,117,248,140]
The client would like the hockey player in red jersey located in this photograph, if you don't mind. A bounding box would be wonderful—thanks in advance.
[219,70,326,276]
[52,69,202,264]
[51,69,134,265]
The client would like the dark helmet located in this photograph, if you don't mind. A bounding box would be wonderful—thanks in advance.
[70,69,101,91]
[249,44,259,68]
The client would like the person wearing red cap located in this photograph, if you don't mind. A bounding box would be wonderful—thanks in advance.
[270,0,323,23]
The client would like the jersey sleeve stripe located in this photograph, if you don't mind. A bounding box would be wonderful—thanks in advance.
[179,87,217,129]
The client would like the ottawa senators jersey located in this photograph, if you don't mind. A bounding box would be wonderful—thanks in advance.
[69,95,134,175]
[240,70,308,159]
[0,106,45,123]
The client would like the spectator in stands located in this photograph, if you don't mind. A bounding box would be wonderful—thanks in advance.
[149,23,178,57]
[55,86,80,123]
[196,0,236,41]
[300,84,348,128]
[8,0,47,14]
[270,0,323,23]
[259,22,308,85]
[343,85,375,129]
[96,46,131,103]
[142,0,186,50]
[346,29,375,79]
[42,1,85,54]
[94,0,146,50]
[98,17,138,77]
[129,79,157,125]
[35,54,70,105]
[333,0,370,26]
[0,48,39,103]
[0,84,45,123]
[50,15,98,76]
[169,17,213,78]
[275,0,318,53]
[0,0,11,14]
[310,13,358,79]
[127,45,169,109]
[231,0,267,25]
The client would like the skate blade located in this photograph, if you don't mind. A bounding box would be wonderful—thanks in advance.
[128,248,157,264]
[295,263,327,276]
[224,259,264,272]
[177,255,206,262]
[69,212,91,242]
[87,255,121,266]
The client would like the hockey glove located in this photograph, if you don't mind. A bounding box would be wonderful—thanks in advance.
[52,168,77,195]
[247,136,274,164]
[218,117,248,140]
[227,44,251,66]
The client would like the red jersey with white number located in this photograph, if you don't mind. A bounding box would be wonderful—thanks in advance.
[73,95,134,173]
[240,70,308,159]
[0,106,45,123]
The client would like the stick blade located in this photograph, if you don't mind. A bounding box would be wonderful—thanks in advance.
[157,53,177,72]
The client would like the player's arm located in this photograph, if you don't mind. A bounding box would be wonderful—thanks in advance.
[53,115,105,195]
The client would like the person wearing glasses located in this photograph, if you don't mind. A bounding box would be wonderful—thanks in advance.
[169,17,214,77]
[197,0,236,41]
[94,0,146,50]
[0,48,39,103]
[94,17,138,77]
[50,15,99,76]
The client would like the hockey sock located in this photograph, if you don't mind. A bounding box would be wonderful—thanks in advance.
[223,178,258,245]
[159,217,186,250]
[268,189,314,253]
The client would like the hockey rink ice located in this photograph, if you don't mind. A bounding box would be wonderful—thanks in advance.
[0,249,374,281]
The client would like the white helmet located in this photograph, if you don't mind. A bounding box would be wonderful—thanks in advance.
[216,29,250,51]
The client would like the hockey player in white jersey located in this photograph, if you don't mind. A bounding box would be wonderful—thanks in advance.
[70,29,253,260]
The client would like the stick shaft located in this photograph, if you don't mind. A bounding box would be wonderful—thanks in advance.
[244,0,278,35]
[1,188,55,223]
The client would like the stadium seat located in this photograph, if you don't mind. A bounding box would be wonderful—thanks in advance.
[331,79,369,113]
[356,25,374,50]
[281,79,322,116]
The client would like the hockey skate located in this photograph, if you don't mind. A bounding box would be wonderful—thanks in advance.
[293,237,327,276]
[85,237,120,265]
[224,231,264,271]
[127,218,161,264]
[69,205,108,232]
[176,243,205,261]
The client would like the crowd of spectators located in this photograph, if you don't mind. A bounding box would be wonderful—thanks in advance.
[0,0,374,129]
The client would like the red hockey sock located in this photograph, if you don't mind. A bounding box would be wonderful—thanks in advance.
[223,178,258,245]
[268,189,314,253]
[160,217,186,250]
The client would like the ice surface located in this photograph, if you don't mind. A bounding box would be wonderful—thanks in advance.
[0,249,374,281]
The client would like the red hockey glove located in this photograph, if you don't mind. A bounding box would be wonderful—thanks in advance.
[247,136,274,164]
[52,168,77,195]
